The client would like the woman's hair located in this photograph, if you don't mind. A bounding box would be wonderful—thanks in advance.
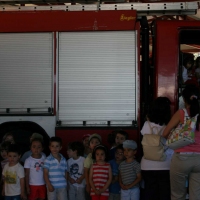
[182,85,200,130]
[92,144,109,161]
[182,85,199,117]
[195,56,200,69]
[147,97,171,125]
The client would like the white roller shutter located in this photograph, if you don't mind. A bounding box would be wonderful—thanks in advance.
[58,31,137,125]
[0,33,53,114]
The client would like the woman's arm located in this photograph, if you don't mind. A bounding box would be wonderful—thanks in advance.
[162,110,181,139]
[99,165,112,193]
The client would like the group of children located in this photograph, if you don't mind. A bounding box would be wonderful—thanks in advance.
[0,130,141,200]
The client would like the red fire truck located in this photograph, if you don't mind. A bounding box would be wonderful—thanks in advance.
[0,2,199,156]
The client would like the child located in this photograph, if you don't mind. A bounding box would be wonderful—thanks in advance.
[119,140,141,200]
[82,134,91,158]
[24,138,46,200]
[21,133,45,164]
[0,141,11,200]
[89,144,112,200]
[108,144,124,200]
[2,144,26,200]
[84,133,101,200]
[109,130,128,160]
[2,133,15,144]
[43,137,68,200]
[67,141,85,200]
[0,141,11,170]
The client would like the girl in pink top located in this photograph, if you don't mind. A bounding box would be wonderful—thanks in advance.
[89,145,112,200]
[163,85,200,200]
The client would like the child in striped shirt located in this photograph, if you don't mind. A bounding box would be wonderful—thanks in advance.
[89,144,112,200]
[43,137,68,200]
[119,140,141,200]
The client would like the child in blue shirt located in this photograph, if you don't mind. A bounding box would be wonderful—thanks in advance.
[43,137,68,200]
[109,144,124,200]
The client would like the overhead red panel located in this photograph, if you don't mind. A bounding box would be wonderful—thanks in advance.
[0,10,137,32]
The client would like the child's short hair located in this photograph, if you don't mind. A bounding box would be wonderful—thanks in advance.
[92,144,109,161]
[0,141,11,151]
[89,133,102,143]
[30,138,44,147]
[113,130,129,140]
[7,144,21,155]
[49,136,62,146]
[115,144,124,151]
[68,141,84,157]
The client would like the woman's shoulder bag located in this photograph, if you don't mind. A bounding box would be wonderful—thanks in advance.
[141,121,166,161]
[166,108,198,150]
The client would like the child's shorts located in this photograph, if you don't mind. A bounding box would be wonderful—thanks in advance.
[5,195,21,200]
[28,185,46,200]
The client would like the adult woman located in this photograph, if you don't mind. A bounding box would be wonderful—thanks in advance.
[163,87,200,200]
[141,97,173,200]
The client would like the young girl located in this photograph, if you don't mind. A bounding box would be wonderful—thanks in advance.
[24,138,46,200]
[89,144,112,200]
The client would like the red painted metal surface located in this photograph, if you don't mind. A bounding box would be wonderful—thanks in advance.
[0,10,136,32]
[154,20,200,113]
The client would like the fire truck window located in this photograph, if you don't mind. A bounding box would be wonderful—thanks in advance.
[179,30,200,109]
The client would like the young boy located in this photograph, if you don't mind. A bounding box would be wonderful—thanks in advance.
[84,133,101,200]
[24,138,46,200]
[2,144,26,200]
[67,141,85,200]
[43,137,68,200]
[109,130,129,160]
[108,144,124,200]
[119,140,141,200]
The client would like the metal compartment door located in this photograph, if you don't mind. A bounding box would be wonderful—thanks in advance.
[0,33,53,114]
[58,31,137,125]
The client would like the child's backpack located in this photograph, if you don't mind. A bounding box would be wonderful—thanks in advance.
[141,121,166,161]
[166,108,198,150]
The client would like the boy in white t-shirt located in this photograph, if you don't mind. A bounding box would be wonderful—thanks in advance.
[67,141,85,200]
[2,144,26,200]
[24,138,46,200]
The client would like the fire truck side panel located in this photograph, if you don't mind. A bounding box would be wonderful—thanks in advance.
[0,10,136,32]
[0,10,140,155]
